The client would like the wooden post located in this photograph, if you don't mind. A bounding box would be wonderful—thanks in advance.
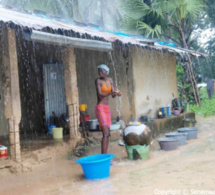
[2,25,21,162]
[62,48,80,139]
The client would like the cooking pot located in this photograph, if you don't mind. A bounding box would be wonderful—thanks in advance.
[172,108,180,116]
[87,119,98,130]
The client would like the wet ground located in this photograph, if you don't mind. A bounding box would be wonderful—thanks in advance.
[1,115,215,195]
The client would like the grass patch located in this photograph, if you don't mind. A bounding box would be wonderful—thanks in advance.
[190,87,215,117]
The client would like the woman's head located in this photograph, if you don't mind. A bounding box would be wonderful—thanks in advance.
[97,64,109,77]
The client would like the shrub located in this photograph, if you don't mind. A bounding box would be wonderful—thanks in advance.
[190,87,215,117]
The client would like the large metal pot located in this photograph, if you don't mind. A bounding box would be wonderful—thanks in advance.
[87,119,98,131]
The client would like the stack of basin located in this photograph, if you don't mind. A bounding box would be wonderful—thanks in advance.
[165,132,188,146]
[157,126,198,151]
[177,127,198,140]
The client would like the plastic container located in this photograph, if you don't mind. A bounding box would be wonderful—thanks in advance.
[167,43,175,47]
[80,114,90,123]
[183,119,197,127]
[48,124,56,134]
[125,144,150,160]
[177,127,198,140]
[165,132,188,146]
[165,107,170,116]
[76,154,115,180]
[140,116,148,122]
[160,107,165,115]
[110,120,120,131]
[79,104,87,112]
[158,138,179,151]
[172,108,180,116]
[0,145,7,158]
[156,41,175,47]
[52,127,63,139]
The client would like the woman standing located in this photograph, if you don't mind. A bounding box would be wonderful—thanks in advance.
[95,64,121,154]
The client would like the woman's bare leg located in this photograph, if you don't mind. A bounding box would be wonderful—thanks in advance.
[101,126,110,154]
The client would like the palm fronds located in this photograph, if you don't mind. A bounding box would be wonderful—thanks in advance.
[137,21,161,38]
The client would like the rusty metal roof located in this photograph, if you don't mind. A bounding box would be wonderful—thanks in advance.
[0,5,207,57]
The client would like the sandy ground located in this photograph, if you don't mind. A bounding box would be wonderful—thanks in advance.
[1,115,215,195]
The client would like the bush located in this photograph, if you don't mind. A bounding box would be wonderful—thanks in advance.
[190,87,215,117]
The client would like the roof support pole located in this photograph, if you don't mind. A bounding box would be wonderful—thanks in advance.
[2,24,21,162]
[62,48,81,139]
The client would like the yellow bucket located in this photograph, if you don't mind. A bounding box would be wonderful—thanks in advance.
[52,128,63,139]
[79,104,87,112]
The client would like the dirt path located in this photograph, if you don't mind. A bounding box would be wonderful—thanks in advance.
[1,115,215,195]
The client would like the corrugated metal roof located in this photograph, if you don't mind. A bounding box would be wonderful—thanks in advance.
[0,5,207,57]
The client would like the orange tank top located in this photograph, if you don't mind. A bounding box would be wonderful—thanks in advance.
[101,80,112,93]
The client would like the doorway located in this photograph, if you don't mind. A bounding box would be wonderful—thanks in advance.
[43,63,67,130]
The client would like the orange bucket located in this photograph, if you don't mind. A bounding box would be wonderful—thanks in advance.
[79,104,87,112]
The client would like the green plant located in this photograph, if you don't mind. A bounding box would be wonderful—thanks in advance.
[176,63,194,103]
[190,87,215,117]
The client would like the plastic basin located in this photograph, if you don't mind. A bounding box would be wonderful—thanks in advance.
[158,138,179,151]
[177,127,198,140]
[110,121,120,131]
[165,132,188,146]
[125,144,150,160]
[76,154,115,180]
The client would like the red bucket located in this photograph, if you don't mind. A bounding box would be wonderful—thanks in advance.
[80,115,90,123]
[0,145,7,158]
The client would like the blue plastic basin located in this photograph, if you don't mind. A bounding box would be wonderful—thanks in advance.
[76,154,115,180]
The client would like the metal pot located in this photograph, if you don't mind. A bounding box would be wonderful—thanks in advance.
[87,119,98,131]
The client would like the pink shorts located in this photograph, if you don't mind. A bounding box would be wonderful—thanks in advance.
[95,104,111,128]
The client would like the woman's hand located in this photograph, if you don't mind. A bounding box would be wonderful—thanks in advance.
[116,91,122,96]
[112,90,121,97]
[112,91,117,98]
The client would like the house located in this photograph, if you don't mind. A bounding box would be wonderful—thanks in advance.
[0,6,206,161]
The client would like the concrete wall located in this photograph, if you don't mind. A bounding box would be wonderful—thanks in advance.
[131,46,178,120]
[75,44,178,123]
[75,43,135,122]
[0,30,9,139]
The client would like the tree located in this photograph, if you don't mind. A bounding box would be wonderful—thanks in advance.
[120,0,164,37]
[121,0,206,105]
[197,0,215,80]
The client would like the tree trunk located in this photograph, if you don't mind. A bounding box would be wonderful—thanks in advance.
[180,29,201,106]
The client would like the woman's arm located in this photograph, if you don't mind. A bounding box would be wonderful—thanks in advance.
[109,78,117,98]
[109,78,122,97]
